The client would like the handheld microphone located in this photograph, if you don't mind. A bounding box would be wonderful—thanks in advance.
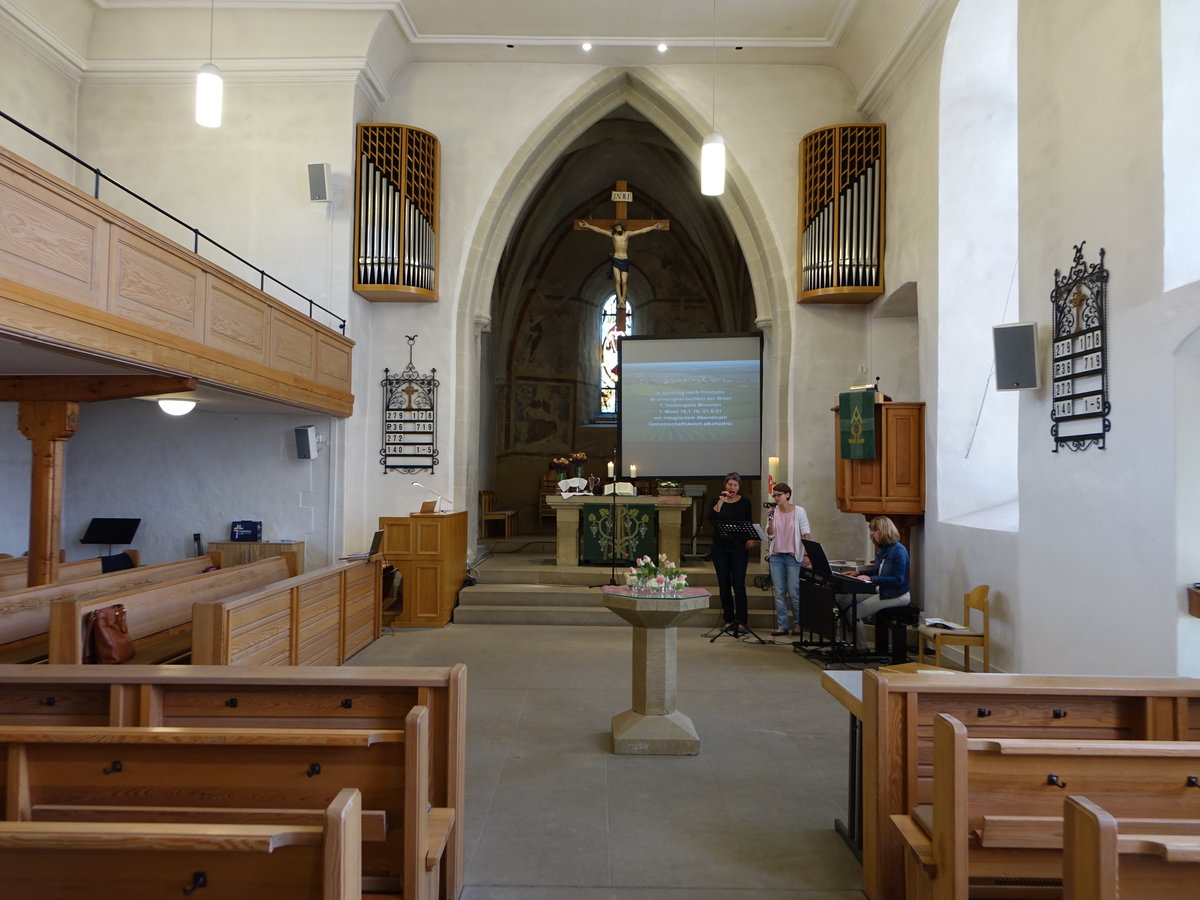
[763,501,777,508]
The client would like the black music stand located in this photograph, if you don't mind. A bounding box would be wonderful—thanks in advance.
[708,520,767,644]
[588,478,633,588]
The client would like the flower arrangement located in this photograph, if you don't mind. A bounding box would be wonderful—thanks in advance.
[625,553,688,594]
[550,456,571,471]
[569,451,588,465]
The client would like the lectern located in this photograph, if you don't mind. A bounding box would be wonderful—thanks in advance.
[379,510,467,627]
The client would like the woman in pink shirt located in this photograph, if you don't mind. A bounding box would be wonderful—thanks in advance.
[765,483,811,636]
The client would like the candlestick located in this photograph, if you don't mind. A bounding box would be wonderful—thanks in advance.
[608,460,615,479]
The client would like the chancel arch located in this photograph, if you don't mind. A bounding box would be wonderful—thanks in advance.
[454,68,790,529]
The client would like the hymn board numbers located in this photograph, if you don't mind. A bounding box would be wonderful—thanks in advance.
[1050,244,1110,451]
[381,336,439,473]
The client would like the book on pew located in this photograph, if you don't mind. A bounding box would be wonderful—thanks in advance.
[923,617,967,629]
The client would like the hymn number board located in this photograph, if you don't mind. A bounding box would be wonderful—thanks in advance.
[380,336,439,473]
[1050,243,1110,451]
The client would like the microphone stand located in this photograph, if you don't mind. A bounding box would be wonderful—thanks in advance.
[590,471,624,588]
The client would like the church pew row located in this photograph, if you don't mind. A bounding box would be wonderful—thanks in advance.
[0,551,221,665]
[0,786,363,900]
[0,708,446,899]
[891,713,1200,900]
[1063,795,1200,900]
[861,670,1200,900]
[0,663,467,900]
[190,556,381,666]
[0,550,140,593]
[46,553,297,665]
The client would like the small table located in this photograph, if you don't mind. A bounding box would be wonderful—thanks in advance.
[601,585,710,755]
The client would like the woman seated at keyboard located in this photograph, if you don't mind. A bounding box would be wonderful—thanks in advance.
[839,516,911,650]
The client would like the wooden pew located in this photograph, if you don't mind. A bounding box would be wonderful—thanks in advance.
[0,551,222,665]
[1063,795,1200,900]
[0,787,362,900]
[0,663,467,900]
[861,670,1200,900]
[191,557,381,666]
[891,713,1200,899]
[0,550,140,593]
[47,554,296,665]
[0,709,443,900]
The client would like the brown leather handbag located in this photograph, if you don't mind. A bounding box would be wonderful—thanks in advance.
[84,604,135,664]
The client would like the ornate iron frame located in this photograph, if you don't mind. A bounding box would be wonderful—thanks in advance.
[1050,243,1110,451]
[380,335,439,473]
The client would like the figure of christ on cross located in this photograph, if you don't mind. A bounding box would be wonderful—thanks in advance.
[574,180,670,309]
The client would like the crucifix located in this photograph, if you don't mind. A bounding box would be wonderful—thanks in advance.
[575,180,670,328]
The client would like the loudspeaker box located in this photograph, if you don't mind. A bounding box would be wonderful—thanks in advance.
[993,322,1040,391]
[295,425,316,459]
[307,163,331,201]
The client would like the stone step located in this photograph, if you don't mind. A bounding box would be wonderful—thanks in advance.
[452,603,779,629]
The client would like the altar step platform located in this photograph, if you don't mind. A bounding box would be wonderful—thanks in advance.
[454,538,776,628]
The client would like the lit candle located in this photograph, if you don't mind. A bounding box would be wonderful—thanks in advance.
[630,464,637,479]
[768,456,780,482]
[607,460,615,479]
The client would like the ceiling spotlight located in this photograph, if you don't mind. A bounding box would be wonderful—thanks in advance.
[657,43,668,53]
[582,42,592,52]
[157,399,197,416]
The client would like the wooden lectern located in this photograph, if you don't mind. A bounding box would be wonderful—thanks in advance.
[379,510,467,627]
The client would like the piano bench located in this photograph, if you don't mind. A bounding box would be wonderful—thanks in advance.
[872,604,920,664]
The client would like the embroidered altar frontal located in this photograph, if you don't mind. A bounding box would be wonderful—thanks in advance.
[581,501,657,565]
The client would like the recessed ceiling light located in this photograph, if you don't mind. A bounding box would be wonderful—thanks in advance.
[657,43,668,53]
[582,42,592,52]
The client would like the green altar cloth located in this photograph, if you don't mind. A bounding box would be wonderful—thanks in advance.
[839,390,877,460]
[581,500,657,565]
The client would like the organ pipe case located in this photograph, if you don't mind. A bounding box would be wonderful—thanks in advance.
[799,123,885,304]
[353,123,440,301]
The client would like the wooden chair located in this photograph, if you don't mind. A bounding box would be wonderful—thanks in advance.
[480,490,517,538]
[539,473,559,531]
[918,584,990,671]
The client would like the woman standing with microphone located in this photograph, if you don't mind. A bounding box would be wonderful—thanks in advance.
[708,472,757,633]
[765,483,811,636]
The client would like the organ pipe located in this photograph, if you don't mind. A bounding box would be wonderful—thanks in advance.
[354,123,440,301]
[798,123,885,303]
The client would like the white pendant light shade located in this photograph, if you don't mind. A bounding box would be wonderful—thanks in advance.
[195,63,223,128]
[701,132,725,196]
[157,399,197,416]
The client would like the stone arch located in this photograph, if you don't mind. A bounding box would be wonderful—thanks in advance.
[936,0,1019,527]
[451,67,793,518]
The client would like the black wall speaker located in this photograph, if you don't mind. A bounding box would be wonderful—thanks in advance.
[307,163,331,202]
[295,425,316,459]
[993,322,1040,391]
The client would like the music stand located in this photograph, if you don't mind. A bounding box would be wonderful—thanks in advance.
[589,477,632,588]
[79,517,140,556]
[708,520,768,644]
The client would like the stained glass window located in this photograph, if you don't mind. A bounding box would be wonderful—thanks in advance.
[600,293,632,414]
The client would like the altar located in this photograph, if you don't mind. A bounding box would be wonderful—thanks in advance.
[545,494,689,567]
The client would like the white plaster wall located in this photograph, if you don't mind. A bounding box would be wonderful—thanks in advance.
[0,405,32,556]
[1009,0,1182,675]
[0,12,81,180]
[59,400,334,568]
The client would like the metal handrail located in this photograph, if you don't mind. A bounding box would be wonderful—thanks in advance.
[0,109,347,334]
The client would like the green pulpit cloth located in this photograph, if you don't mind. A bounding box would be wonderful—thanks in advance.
[581,501,657,565]
[839,390,877,460]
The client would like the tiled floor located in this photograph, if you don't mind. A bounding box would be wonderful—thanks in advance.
[348,623,865,899]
